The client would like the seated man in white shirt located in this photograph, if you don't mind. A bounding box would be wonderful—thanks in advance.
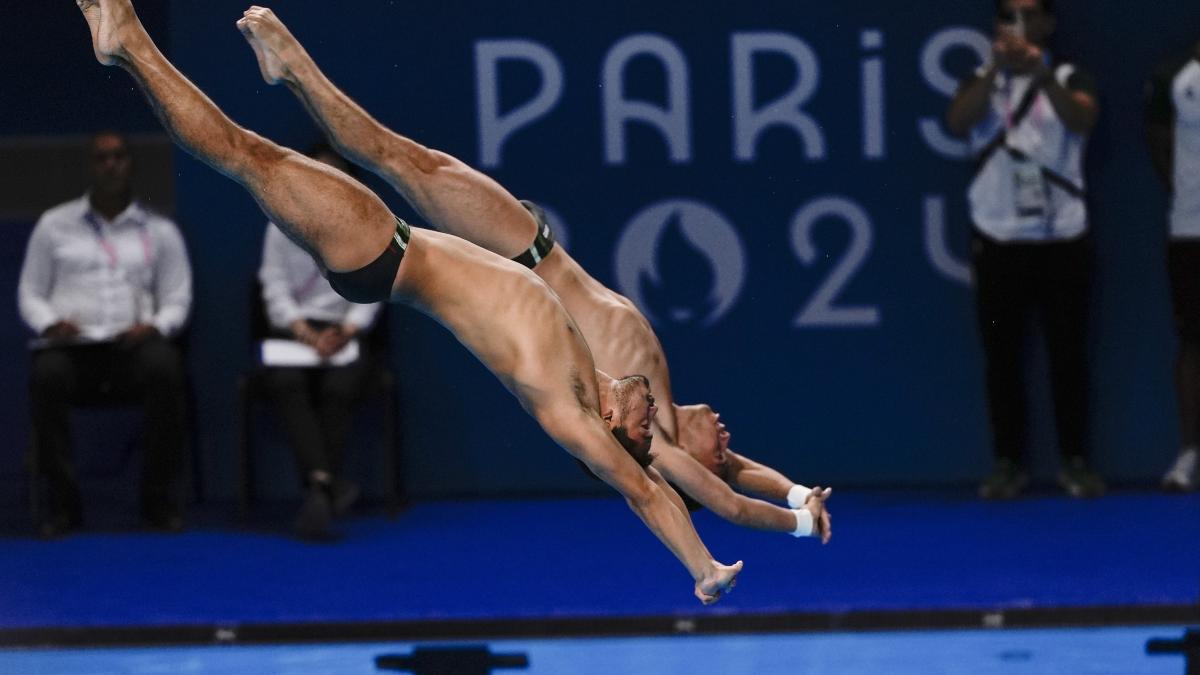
[18,130,193,536]
[257,143,383,539]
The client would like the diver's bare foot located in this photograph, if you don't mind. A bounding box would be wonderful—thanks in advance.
[694,560,742,605]
[76,0,136,66]
[236,7,301,85]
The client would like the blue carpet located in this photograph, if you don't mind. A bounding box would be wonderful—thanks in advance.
[0,491,1195,628]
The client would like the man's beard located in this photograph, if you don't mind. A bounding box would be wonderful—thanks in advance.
[612,426,654,468]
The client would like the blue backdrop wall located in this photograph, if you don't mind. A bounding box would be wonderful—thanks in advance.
[4,1,1199,501]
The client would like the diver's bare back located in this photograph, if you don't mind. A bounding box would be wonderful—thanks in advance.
[412,197,666,408]
[398,228,598,410]
[517,247,677,429]
[418,210,677,434]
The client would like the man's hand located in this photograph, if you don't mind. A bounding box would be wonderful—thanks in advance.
[290,318,320,347]
[993,30,1044,75]
[805,486,833,544]
[42,321,82,343]
[314,325,354,359]
[992,33,1019,71]
[117,323,160,348]
[292,320,355,359]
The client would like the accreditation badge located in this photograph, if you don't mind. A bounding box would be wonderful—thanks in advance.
[1012,158,1049,219]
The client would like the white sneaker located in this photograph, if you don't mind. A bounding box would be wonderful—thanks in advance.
[1162,448,1197,491]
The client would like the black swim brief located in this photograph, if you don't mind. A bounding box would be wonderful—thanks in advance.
[512,200,556,269]
[326,217,411,304]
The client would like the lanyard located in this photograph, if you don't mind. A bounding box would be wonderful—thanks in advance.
[1002,77,1040,131]
[293,265,325,301]
[84,210,153,270]
[1000,53,1051,131]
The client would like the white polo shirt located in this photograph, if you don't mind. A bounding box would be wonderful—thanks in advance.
[18,195,192,340]
[966,60,1096,242]
[1146,52,1200,239]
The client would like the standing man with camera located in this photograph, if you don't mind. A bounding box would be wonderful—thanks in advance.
[946,0,1105,499]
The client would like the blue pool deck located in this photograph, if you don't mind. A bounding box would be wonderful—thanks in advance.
[0,626,1194,674]
[0,489,1195,644]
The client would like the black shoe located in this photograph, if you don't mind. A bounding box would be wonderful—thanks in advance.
[329,478,360,516]
[1058,456,1106,499]
[294,486,334,540]
[39,509,82,539]
[978,458,1030,500]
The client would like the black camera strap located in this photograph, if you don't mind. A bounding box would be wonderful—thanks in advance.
[971,79,1085,198]
[973,79,1041,174]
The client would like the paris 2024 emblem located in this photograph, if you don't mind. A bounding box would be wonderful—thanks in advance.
[615,199,746,327]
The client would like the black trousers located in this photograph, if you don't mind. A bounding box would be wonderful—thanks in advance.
[29,337,187,517]
[972,232,1093,464]
[261,360,371,484]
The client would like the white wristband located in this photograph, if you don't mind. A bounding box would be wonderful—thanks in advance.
[786,484,812,509]
[791,508,814,537]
